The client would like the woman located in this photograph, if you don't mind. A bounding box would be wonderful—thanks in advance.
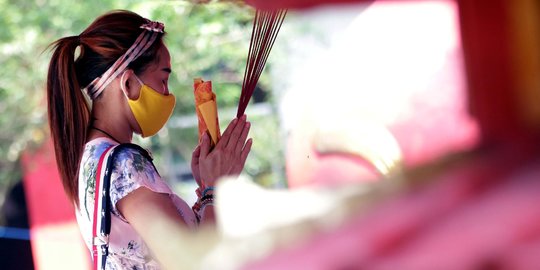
[46,10,252,269]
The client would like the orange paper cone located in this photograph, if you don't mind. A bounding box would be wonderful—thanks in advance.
[194,78,221,146]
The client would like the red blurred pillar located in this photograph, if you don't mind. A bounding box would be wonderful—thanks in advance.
[21,139,90,270]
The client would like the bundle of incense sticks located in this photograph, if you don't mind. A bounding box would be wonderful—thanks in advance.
[237,9,287,117]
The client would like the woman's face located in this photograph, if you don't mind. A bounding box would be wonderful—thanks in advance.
[137,45,172,95]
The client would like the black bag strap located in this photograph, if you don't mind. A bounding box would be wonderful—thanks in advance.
[92,143,155,270]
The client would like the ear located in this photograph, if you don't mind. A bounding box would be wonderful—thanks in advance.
[120,69,141,100]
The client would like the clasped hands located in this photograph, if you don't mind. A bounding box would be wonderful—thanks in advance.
[191,115,252,189]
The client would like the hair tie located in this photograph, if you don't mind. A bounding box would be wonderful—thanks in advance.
[140,20,164,33]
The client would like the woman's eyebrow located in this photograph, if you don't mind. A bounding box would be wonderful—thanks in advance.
[162,67,172,74]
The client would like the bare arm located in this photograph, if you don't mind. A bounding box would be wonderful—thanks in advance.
[117,187,197,269]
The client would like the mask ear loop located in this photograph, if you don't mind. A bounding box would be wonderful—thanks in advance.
[133,74,144,87]
[120,71,144,100]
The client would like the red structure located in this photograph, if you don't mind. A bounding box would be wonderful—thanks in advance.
[22,140,90,270]
[244,0,540,269]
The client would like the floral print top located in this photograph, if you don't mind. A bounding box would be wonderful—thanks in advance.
[75,138,197,269]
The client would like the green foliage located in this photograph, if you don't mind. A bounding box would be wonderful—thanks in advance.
[0,0,135,198]
[0,0,286,200]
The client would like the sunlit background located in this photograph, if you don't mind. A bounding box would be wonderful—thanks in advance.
[2,0,540,269]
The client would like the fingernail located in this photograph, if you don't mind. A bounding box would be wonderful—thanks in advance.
[241,114,247,120]
[246,122,251,128]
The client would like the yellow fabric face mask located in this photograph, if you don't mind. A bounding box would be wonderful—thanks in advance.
[123,74,176,137]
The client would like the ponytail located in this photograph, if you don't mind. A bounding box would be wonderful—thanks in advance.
[47,36,90,207]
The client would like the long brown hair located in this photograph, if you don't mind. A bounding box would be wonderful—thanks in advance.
[47,10,165,206]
